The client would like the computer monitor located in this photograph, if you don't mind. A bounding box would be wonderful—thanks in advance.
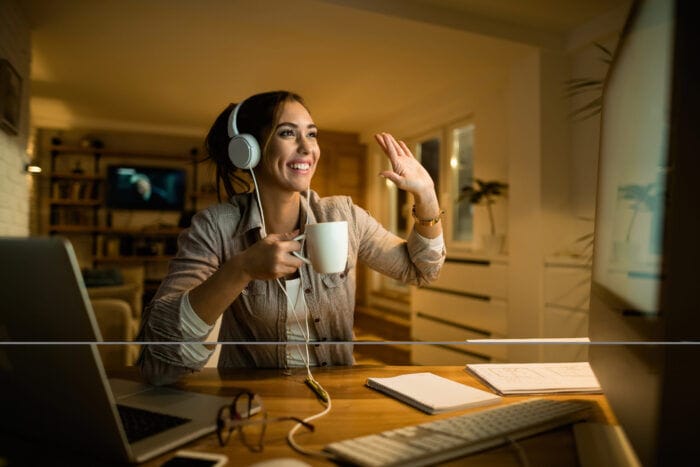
[588,0,700,465]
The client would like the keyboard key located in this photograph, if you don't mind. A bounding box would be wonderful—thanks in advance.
[117,404,191,444]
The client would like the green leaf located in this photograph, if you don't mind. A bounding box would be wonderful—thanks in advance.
[458,179,508,205]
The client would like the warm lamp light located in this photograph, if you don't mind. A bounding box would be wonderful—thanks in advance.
[24,162,42,174]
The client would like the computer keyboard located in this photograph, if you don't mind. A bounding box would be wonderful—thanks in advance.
[117,404,191,443]
[324,398,593,467]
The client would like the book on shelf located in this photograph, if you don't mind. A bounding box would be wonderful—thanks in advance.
[366,372,501,415]
[52,180,71,199]
[466,362,602,395]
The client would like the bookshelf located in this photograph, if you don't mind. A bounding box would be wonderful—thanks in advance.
[46,141,196,269]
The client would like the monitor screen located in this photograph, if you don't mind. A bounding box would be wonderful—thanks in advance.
[589,0,700,465]
[105,165,186,211]
[591,0,673,315]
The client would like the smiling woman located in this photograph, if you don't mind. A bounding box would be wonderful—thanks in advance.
[137,90,446,385]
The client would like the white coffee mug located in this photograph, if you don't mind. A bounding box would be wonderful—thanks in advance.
[293,221,348,273]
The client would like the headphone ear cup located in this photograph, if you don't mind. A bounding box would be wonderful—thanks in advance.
[228,133,261,169]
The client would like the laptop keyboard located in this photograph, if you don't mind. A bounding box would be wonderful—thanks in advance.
[117,404,191,443]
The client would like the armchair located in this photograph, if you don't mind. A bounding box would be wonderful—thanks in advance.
[87,265,145,367]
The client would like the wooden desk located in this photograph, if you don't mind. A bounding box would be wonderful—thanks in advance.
[110,365,615,467]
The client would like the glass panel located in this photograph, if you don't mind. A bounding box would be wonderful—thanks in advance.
[451,125,475,243]
[383,172,409,292]
[416,138,440,195]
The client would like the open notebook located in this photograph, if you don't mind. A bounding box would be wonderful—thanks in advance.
[366,372,501,414]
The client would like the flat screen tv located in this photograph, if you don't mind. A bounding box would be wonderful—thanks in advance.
[105,165,186,211]
[588,0,700,465]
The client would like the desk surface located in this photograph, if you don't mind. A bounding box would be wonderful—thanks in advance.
[110,365,615,467]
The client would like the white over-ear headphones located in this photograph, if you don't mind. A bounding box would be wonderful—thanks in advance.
[227,98,261,170]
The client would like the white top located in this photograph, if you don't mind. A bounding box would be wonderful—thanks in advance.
[284,278,318,367]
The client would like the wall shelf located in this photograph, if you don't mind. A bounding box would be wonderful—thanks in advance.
[50,145,192,161]
[50,199,102,206]
[94,255,174,264]
[50,173,105,181]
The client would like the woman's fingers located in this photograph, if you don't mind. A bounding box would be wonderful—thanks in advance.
[378,133,408,177]
[375,131,437,198]
[373,133,388,152]
[243,231,305,279]
[398,139,413,158]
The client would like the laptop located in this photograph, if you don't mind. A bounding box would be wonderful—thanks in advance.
[0,236,252,464]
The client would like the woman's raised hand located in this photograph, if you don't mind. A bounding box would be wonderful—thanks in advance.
[374,132,435,200]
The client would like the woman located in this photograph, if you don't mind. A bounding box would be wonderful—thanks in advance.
[138,91,445,385]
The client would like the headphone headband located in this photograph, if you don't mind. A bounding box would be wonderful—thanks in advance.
[227,99,244,137]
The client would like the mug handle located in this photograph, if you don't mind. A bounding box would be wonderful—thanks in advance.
[291,234,311,264]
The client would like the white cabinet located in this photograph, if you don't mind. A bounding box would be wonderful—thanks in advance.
[411,255,592,364]
[542,258,591,362]
[411,256,508,364]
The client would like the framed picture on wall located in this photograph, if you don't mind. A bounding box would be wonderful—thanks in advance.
[0,59,22,135]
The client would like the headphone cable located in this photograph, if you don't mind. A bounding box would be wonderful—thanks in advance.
[249,170,332,457]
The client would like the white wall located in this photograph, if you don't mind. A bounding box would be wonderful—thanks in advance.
[505,50,543,357]
[0,0,31,236]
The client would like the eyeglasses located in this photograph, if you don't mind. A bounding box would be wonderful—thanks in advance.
[216,391,314,452]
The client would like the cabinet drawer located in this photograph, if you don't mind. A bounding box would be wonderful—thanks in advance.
[412,289,507,335]
[429,260,508,299]
[412,315,507,360]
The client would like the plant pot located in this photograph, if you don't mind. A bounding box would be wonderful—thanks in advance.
[482,234,505,255]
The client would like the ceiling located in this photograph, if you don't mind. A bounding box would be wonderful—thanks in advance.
[20,0,627,138]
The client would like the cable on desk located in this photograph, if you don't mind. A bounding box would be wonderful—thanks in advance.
[506,436,531,467]
[277,262,334,460]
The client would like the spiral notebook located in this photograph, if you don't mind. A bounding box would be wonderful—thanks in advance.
[366,372,501,414]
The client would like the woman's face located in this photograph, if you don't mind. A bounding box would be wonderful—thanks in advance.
[257,99,319,194]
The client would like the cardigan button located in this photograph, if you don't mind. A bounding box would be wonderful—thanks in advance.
[339,272,345,278]
[314,318,320,323]
[304,287,312,294]
[321,361,327,366]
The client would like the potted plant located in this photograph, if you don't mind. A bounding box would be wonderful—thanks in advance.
[564,43,613,121]
[458,179,509,254]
